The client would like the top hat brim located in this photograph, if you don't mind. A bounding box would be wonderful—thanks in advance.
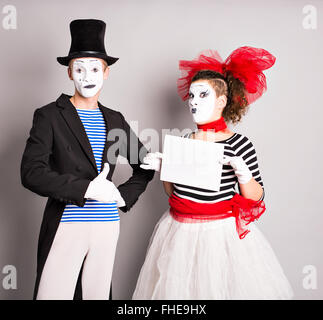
[57,51,119,66]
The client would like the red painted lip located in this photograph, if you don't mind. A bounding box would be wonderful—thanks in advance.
[84,84,96,89]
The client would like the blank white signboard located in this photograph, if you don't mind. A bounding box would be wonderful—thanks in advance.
[160,135,224,191]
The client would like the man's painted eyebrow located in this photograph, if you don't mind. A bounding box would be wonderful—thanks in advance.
[74,59,100,63]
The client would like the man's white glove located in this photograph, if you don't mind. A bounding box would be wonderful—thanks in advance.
[219,156,252,184]
[84,163,126,207]
[140,152,163,172]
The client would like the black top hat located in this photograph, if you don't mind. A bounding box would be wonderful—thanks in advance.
[57,19,119,66]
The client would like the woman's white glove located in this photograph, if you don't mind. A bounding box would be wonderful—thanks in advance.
[140,152,163,172]
[84,163,125,207]
[219,156,252,184]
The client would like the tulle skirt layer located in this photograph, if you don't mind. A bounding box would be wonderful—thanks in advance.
[132,210,294,300]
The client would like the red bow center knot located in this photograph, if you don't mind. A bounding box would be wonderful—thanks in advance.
[221,64,227,76]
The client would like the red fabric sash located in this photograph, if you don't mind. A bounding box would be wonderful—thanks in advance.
[168,193,266,239]
[197,117,227,132]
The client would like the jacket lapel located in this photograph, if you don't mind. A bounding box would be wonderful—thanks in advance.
[98,101,122,173]
[57,94,99,174]
[98,102,111,173]
[57,93,121,176]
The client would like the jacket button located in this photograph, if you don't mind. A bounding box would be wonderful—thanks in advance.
[67,145,72,151]
[76,165,82,171]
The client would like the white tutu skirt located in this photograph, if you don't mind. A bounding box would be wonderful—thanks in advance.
[132,210,294,300]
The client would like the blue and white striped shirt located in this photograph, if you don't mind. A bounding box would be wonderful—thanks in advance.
[60,107,119,222]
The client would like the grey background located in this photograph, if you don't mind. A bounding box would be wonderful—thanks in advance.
[0,0,322,299]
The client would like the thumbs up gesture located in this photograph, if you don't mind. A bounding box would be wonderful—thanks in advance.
[84,163,125,207]
[97,162,111,181]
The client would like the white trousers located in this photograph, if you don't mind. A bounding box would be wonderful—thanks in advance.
[36,221,120,300]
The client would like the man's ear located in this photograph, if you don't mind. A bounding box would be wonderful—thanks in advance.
[103,65,110,80]
[68,66,73,80]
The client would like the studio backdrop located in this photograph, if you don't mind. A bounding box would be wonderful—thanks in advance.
[0,0,322,299]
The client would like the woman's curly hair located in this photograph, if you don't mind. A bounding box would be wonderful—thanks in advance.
[191,70,249,124]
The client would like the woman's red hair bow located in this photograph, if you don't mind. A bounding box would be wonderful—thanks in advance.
[177,46,276,105]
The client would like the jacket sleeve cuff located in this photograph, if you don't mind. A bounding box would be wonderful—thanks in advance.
[72,179,92,207]
[117,187,131,212]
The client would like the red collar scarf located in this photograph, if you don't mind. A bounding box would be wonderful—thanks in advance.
[197,117,227,132]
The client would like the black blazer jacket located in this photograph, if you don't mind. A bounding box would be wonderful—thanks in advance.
[20,93,154,299]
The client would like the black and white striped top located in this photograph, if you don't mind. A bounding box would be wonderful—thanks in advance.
[173,132,264,203]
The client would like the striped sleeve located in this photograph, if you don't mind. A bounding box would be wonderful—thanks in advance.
[231,135,265,201]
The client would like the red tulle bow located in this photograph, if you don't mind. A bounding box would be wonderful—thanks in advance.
[169,193,266,239]
[177,46,276,105]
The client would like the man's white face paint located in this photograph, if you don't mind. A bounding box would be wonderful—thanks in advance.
[188,82,217,124]
[72,58,104,98]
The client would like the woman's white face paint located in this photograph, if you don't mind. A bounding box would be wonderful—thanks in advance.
[188,82,217,124]
[72,58,104,98]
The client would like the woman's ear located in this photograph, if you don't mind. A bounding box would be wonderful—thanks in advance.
[217,94,227,108]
